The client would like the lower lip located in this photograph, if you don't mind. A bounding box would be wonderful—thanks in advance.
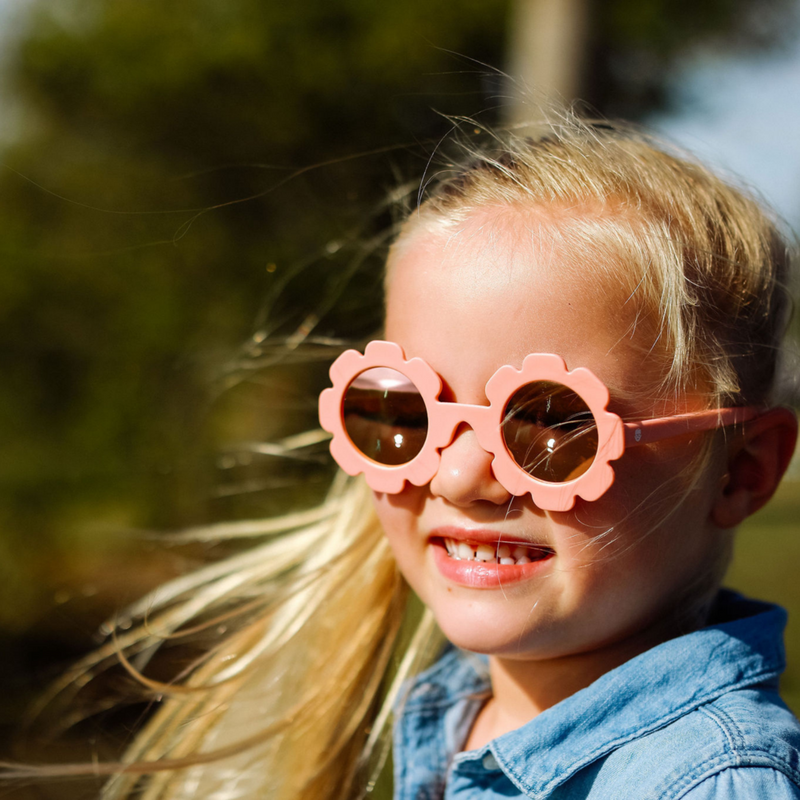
[431,539,554,588]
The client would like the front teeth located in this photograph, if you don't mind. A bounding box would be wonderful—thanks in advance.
[475,544,495,562]
[443,538,550,565]
[456,541,473,560]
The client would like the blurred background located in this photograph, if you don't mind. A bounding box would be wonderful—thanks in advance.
[0,0,799,792]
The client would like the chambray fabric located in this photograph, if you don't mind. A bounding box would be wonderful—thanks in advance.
[393,591,800,799]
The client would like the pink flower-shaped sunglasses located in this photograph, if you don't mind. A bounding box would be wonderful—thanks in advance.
[318,340,757,512]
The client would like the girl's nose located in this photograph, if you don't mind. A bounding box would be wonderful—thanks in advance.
[429,424,512,506]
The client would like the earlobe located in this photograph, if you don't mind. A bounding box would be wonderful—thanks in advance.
[711,407,798,529]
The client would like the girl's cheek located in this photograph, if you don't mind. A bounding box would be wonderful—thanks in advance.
[374,483,438,541]
[371,487,424,538]
[574,439,712,533]
[371,490,435,603]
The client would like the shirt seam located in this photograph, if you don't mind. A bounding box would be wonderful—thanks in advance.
[664,758,800,799]
[402,688,491,714]
[697,704,745,763]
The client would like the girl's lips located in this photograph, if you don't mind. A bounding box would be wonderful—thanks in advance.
[429,532,555,589]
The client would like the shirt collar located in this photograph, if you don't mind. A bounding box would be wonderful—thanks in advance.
[400,591,786,799]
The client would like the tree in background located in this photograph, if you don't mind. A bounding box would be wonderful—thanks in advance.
[506,0,797,120]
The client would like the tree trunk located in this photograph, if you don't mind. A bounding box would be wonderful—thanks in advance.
[505,0,591,126]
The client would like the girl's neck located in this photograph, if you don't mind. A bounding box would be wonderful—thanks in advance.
[465,615,702,751]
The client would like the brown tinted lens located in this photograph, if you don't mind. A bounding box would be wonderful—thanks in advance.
[501,381,598,483]
[342,368,428,466]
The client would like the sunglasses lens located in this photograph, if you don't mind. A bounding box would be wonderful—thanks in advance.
[342,368,428,466]
[502,381,598,483]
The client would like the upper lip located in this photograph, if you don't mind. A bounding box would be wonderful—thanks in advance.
[429,525,552,549]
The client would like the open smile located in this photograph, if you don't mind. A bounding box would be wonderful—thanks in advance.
[429,528,555,588]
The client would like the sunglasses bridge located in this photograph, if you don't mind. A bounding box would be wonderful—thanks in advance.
[424,400,506,452]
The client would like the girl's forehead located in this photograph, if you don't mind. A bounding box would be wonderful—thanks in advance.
[384,205,661,405]
[388,203,630,299]
[387,207,634,337]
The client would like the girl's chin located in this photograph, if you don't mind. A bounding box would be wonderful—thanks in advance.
[421,569,559,657]
[429,610,551,658]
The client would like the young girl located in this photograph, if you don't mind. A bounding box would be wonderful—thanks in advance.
[17,119,800,799]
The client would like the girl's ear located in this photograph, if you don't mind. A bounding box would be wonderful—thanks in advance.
[711,407,798,529]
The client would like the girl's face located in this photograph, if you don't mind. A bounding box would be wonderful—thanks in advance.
[375,205,728,664]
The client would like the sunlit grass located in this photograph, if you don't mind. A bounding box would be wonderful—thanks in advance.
[726,478,800,712]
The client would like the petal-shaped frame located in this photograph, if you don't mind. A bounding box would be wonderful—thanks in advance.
[320,341,759,511]
[318,340,444,493]
[484,353,625,512]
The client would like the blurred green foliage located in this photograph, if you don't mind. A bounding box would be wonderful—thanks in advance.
[0,0,516,632]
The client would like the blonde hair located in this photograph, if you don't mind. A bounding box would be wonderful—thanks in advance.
[11,117,794,798]
[13,473,441,799]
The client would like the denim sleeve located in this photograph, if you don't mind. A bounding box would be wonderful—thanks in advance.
[683,768,800,799]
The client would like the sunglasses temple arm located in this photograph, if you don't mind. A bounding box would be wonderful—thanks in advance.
[623,406,760,448]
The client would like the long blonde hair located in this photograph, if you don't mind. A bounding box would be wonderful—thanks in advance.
[10,116,794,799]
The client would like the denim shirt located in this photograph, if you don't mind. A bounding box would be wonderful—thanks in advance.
[393,591,800,799]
